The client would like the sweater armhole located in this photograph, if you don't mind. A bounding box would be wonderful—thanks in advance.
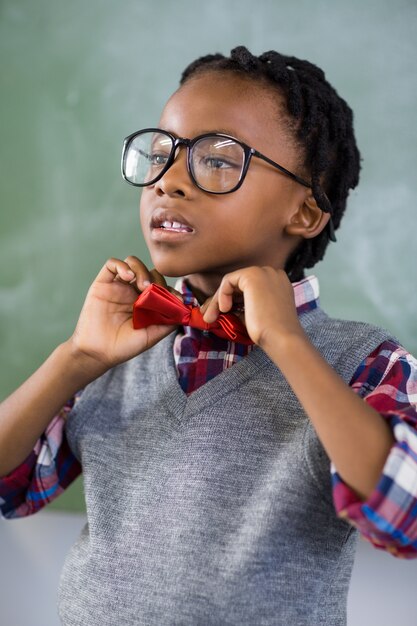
[302,419,335,508]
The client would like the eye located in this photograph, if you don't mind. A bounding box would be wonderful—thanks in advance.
[140,149,169,166]
[150,152,169,166]
[200,155,238,170]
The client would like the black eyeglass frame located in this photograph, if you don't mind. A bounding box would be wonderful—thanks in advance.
[121,127,312,194]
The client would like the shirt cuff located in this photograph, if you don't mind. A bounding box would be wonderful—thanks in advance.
[0,413,81,518]
[332,415,417,558]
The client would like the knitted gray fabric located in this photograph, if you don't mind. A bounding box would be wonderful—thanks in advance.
[58,307,391,625]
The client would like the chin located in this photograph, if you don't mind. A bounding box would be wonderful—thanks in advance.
[150,256,194,278]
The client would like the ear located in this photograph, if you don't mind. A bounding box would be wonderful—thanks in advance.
[285,193,331,240]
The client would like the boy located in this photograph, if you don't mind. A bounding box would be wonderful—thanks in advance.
[1,47,416,625]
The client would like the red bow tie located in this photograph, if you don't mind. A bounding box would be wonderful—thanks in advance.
[132,283,253,345]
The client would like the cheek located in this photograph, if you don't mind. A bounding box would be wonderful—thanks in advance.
[234,189,281,232]
[139,196,150,235]
[250,179,297,223]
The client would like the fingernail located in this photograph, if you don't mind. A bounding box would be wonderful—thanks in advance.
[142,280,151,286]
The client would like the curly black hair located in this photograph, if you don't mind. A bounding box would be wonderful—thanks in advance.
[180,46,361,281]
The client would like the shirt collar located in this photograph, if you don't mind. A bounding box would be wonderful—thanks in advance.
[175,274,319,315]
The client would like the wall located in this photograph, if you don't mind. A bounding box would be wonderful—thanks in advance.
[0,0,416,513]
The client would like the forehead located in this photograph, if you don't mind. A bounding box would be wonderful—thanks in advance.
[159,72,294,153]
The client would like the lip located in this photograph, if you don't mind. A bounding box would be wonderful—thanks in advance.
[149,208,195,241]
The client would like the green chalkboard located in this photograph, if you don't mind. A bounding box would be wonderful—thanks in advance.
[1,0,416,512]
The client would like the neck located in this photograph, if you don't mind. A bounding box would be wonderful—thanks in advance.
[184,267,261,303]
[184,273,223,304]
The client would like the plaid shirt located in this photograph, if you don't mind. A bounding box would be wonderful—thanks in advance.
[1,276,417,558]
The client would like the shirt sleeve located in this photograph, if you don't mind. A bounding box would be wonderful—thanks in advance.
[0,395,82,519]
[332,340,417,558]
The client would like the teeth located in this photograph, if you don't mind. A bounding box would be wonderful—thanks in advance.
[160,219,191,231]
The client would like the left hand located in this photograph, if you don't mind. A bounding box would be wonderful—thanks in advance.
[201,266,306,351]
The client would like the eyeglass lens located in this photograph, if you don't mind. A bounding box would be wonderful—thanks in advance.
[123,131,246,192]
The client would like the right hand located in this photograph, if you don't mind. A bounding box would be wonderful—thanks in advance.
[67,256,180,377]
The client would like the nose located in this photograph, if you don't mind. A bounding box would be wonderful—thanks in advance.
[154,145,193,198]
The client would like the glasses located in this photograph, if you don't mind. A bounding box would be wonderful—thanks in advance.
[121,128,311,194]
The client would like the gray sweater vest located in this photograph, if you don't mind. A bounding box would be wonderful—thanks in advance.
[59,306,391,626]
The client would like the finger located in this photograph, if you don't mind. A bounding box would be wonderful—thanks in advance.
[123,256,154,291]
[149,269,168,288]
[95,258,137,285]
[202,293,221,324]
[199,296,213,316]
[217,277,236,314]
[203,272,245,323]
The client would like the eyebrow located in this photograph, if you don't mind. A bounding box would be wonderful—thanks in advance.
[162,127,242,139]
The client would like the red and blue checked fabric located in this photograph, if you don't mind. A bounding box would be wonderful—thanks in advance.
[173,278,255,392]
[173,274,318,393]
[331,342,417,557]
[1,276,417,559]
[0,398,82,517]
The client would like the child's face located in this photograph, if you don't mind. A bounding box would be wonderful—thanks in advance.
[139,72,310,296]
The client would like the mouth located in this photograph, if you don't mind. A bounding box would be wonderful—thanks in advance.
[156,219,194,233]
[150,209,195,239]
